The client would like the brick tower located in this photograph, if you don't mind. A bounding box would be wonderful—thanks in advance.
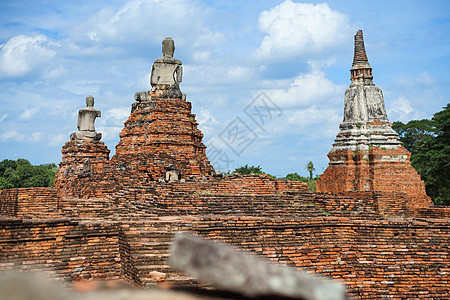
[54,95,110,198]
[110,37,214,182]
[316,30,431,206]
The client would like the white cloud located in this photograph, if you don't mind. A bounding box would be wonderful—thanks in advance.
[184,64,256,86]
[50,134,67,147]
[417,71,434,85]
[0,130,67,146]
[285,106,340,130]
[254,1,353,59]
[396,71,435,89]
[105,107,130,119]
[387,96,420,122]
[0,35,58,78]
[100,107,130,127]
[72,0,225,52]
[261,61,345,107]
[192,51,212,63]
[0,114,7,123]
[30,132,44,142]
[197,107,218,137]
[0,131,25,142]
[96,126,123,142]
[41,64,67,79]
[19,107,40,120]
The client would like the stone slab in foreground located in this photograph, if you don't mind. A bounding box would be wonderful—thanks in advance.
[168,233,349,300]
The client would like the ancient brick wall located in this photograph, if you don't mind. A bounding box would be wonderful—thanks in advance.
[186,217,449,299]
[0,218,121,282]
[109,216,449,299]
[59,198,119,219]
[1,205,448,299]
[0,188,60,219]
[152,175,307,195]
[414,206,450,219]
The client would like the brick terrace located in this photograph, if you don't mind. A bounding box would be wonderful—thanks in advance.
[1,184,449,299]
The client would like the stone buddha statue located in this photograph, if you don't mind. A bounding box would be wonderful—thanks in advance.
[70,95,102,141]
[150,37,183,98]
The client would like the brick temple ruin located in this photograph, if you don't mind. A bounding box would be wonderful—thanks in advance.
[1,32,449,299]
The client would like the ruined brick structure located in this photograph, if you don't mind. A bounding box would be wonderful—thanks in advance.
[317,31,431,207]
[1,35,449,299]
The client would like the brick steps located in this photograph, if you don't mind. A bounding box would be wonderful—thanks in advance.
[121,224,194,287]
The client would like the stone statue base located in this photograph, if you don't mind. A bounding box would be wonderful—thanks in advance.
[70,131,102,141]
[152,84,182,99]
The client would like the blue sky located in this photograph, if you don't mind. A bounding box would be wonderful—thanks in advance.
[0,0,449,177]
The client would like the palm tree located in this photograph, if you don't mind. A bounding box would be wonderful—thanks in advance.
[305,161,315,180]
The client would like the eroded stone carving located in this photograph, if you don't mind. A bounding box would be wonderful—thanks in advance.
[150,37,183,98]
[70,95,102,141]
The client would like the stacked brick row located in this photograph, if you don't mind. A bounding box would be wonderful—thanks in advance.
[59,198,119,219]
[1,187,449,298]
[0,218,121,282]
[51,170,306,200]
[0,188,60,219]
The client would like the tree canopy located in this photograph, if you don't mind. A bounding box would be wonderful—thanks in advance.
[305,161,315,180]
[232,164,264,175]
[0,159,58,190]
[393,104,450,205]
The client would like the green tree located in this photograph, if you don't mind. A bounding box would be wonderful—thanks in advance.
[393,104,450,205]
[392,119,435,152]
[0,159,58,190]
[283,172,309,183]
[233,164,263,175]
[305,161,315,180]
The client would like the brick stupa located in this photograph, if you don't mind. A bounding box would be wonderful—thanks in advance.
[316,30,431,207]
[110,37,214,181]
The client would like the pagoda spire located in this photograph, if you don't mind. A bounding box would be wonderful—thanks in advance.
[350,30,373,85]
